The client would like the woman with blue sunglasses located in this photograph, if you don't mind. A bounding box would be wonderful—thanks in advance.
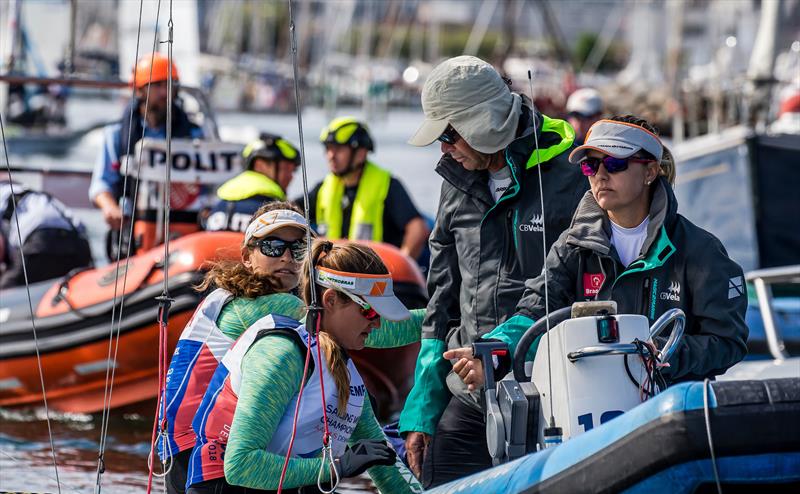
[447,115,748,393]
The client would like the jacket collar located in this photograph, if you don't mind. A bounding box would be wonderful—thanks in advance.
[566,176,679,260]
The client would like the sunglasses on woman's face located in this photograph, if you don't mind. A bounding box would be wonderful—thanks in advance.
[343,291,380,322]
[579,156,654,177]
[256,238,306,262]
[437,126,461,145]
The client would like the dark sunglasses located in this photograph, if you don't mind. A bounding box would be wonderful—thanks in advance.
[437,126,461,145]
[579,156,654,177]
[255,238,306,262]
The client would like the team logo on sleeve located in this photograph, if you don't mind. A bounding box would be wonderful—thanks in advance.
[583,273,605,297]
[728,276,744,299]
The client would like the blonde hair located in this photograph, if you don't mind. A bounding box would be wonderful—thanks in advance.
[301,239,389,415]
[609,115,675,186]
[195,200,303,297]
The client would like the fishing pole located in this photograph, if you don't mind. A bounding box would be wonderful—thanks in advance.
[527,69,561,447]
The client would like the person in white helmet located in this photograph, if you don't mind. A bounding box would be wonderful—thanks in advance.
[566,87,604,145]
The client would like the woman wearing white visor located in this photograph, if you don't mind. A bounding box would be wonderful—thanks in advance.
[449,115,748,393]
[161,202,311,494]
[186,239,423,493]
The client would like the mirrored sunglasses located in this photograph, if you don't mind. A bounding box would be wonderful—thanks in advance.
[580,156,654,177]
[341,290,380,322]
[256,238,306,262]
[437,126,461,145]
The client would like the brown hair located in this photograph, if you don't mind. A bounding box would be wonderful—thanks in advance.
[301,239,389,415]
[608,115,676,185]
[195,200,304,297]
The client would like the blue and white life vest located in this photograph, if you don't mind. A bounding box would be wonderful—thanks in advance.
[186,314,366,485]
[159,288,234,460]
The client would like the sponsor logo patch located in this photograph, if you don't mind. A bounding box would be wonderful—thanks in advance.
[369,281,387,296]
[728,276,744,299]
[660,280,681,302]
[583,273,605,297]
[519,214,544,233]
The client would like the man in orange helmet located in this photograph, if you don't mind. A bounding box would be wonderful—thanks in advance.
[89,53,204,257]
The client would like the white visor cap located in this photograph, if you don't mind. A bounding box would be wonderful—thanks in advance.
[568,120,663,164]
[315,267,411,321]
[244,209,315,244]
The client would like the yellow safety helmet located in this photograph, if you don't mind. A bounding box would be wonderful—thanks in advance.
[319,117,374,151]
[243,133,300,170]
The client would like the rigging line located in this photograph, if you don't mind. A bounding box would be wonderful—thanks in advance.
[0,449,81,494]
[148,2,176,491]
[99,0,164,465]
[703,378,723,494]
[0,112,62,494]
[94,0,163,490]
[287,0,317,309]
[162,3,174,297]
[527,71,556,428]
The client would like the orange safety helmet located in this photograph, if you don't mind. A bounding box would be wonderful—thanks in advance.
[131,53,180,89]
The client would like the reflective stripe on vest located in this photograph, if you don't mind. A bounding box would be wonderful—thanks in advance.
[316,161,391,241]
[159,289,234,460]
[216,170,286,202]
[186,315,365,485]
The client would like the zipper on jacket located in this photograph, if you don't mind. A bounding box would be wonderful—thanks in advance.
[640,277,651,319]
[503,209,515,271]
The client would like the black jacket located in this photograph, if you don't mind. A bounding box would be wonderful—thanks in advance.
[425,99,588,400]
[515,176,749,381]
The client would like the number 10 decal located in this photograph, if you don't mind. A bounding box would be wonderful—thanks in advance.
[577,410,624,432]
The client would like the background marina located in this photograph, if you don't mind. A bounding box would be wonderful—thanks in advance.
[1,0,798,493]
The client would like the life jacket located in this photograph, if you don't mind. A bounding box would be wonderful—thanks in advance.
[316,161,391,241]
[205,171,286,232]
[158,289,234,460]
[186,315,366,485]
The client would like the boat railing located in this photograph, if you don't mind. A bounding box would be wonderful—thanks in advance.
[746,264,800,360]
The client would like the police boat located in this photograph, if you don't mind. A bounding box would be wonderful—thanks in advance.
[0,231,427,419]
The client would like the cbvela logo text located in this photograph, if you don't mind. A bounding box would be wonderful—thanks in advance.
[519,214,544,233]
[660,281,681,302]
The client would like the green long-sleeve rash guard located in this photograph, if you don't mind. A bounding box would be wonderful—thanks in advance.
[216,291,426,349]
[223,334,423,493]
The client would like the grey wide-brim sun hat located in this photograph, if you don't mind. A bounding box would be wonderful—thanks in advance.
[408,56,522,154]
[568,119,664,164]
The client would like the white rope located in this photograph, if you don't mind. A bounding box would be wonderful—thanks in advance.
[287,2,338,492]
[95,0,164,491]
[0,110,62,494]
[703,378,723,494]
[527,71,557,431]
[287,0,318,308]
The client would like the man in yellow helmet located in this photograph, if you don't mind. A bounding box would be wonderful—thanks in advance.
[307,117,429,259]
[204,133,299,232]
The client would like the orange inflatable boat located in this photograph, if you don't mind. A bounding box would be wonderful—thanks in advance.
[0,231,425,419]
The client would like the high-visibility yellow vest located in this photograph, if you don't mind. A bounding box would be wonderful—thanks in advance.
[216,171,286,201]
[316,161,391,241]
